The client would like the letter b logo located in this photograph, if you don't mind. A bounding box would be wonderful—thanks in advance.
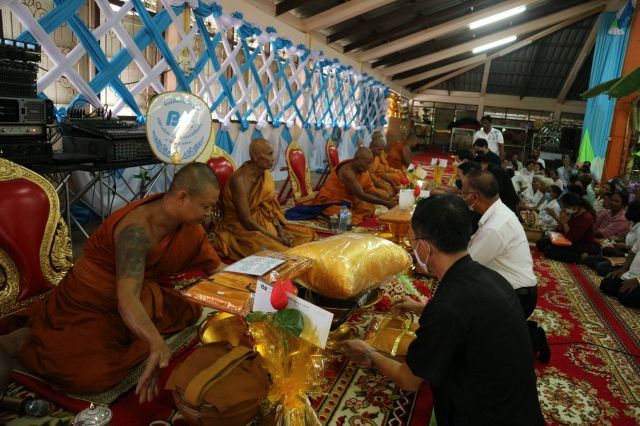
[165,111,180,127]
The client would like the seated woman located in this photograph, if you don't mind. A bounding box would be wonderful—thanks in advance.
[536,184,563,230]
[520,175,545,207]
[536,192,598,263]
[594,189,630,240]
[599,244,640,309]
[583,200,640,276]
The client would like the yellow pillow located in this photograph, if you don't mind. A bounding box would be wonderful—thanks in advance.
[286,233,412,300]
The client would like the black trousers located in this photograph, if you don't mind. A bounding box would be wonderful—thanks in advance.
[537,237,583,263]
[600,276,640,309]
[515,286,537,319]
[583,255,618,276]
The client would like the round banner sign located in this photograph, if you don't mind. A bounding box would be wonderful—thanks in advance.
[146,91,212,164]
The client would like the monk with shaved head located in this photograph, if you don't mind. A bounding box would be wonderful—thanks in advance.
[369,131,406,193]
[16,162,224,402]
[214,138,315,260]
[310,146,397,225]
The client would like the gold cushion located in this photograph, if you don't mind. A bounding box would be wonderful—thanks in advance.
[286,234,412,299]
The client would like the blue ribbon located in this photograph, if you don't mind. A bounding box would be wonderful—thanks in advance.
[52,0,142,117]
[281,126,293,144]
[216,127,234,153]
[17,0,85,43]
[252,127,264,140]
[132,0,190,91]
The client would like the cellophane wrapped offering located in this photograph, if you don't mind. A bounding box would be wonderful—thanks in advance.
[248,319,325,426]
[286,234,412,300]
[364,313,419,358]
[181,273,254,316]
[181,251,313,316]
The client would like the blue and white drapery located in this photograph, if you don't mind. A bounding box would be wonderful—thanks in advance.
[579,10,632,178]
[6,0,389,163]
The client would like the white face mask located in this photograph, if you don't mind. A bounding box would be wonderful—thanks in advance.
[565,207,578,215]
[413,240,431,274]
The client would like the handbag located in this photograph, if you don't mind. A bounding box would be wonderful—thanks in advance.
[166,342,270,426]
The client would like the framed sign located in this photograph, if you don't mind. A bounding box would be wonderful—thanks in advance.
[146,91,212,164]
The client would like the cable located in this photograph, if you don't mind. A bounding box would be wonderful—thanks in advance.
[549,340,640,358]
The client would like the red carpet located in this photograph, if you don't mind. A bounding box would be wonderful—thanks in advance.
[531,249,640,425]
[5,246,640,425]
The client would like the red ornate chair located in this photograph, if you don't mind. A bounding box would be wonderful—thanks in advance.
[206,145,237,194]
[283,141,316,205]
[204,146,237,235]
[0,158,72,323]
[314,138,340,190]
[326,139,340,170]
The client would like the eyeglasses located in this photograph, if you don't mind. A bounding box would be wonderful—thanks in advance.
[459,191,478,198]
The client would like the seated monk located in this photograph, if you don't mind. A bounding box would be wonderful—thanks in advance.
[369,133,405,193]
[214,138,315,260]
[387,138,419,175]
[13,163,223,402]
[311,147,397,225]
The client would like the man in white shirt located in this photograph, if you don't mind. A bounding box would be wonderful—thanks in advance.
[461,170,550,362]
[474,115,504,160]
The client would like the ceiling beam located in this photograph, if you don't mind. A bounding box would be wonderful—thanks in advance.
[343,0,481,54]
[414,13,600,93]
[243,0,307,32]
[519,43,542,99]
[325,0,415,43]
[381,0,607,77]
[480,60,491,96]
[397,54,487,86]
[358,0,542,63]
[557,16,599,103]
[275,0,308,16]
[302,0,395,32]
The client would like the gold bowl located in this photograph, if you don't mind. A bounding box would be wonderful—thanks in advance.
[198,311,247,346]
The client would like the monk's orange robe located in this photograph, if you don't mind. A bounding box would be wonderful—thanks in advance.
[214,166,315,260]
[20,194,220,394]
[371,154,405,187]
[312,159,386,225]
[387,142,408,170]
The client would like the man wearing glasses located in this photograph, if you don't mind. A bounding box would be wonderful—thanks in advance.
[461,169,550,363]
[341,195,543,426]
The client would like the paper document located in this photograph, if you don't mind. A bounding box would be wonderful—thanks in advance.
[253,280,334,349]
[224,255,285,276]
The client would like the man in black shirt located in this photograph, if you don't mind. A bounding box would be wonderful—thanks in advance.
[473,138,501,166]
[341,195,543,426]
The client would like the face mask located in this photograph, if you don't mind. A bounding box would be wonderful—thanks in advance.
[455,178,462,190]
[413,240,431,274]
[462,193,476,211]
[565,207,578,215]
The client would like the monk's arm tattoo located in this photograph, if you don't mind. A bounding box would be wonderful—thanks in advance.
[115,224,152,280]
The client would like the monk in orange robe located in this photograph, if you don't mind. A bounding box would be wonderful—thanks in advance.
[369,134,404,192]
[387,138,419,175]
[214,138,315,260]
[16,163,222,401]
[311,147,397,225]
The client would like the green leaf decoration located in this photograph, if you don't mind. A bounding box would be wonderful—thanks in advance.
[246,311,270,322]
[272,308,304,337]
[581,78,620,99]
[397,273,421,297]
[608,66,640,98]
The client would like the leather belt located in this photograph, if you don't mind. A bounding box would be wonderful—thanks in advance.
[515,286,537,296]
